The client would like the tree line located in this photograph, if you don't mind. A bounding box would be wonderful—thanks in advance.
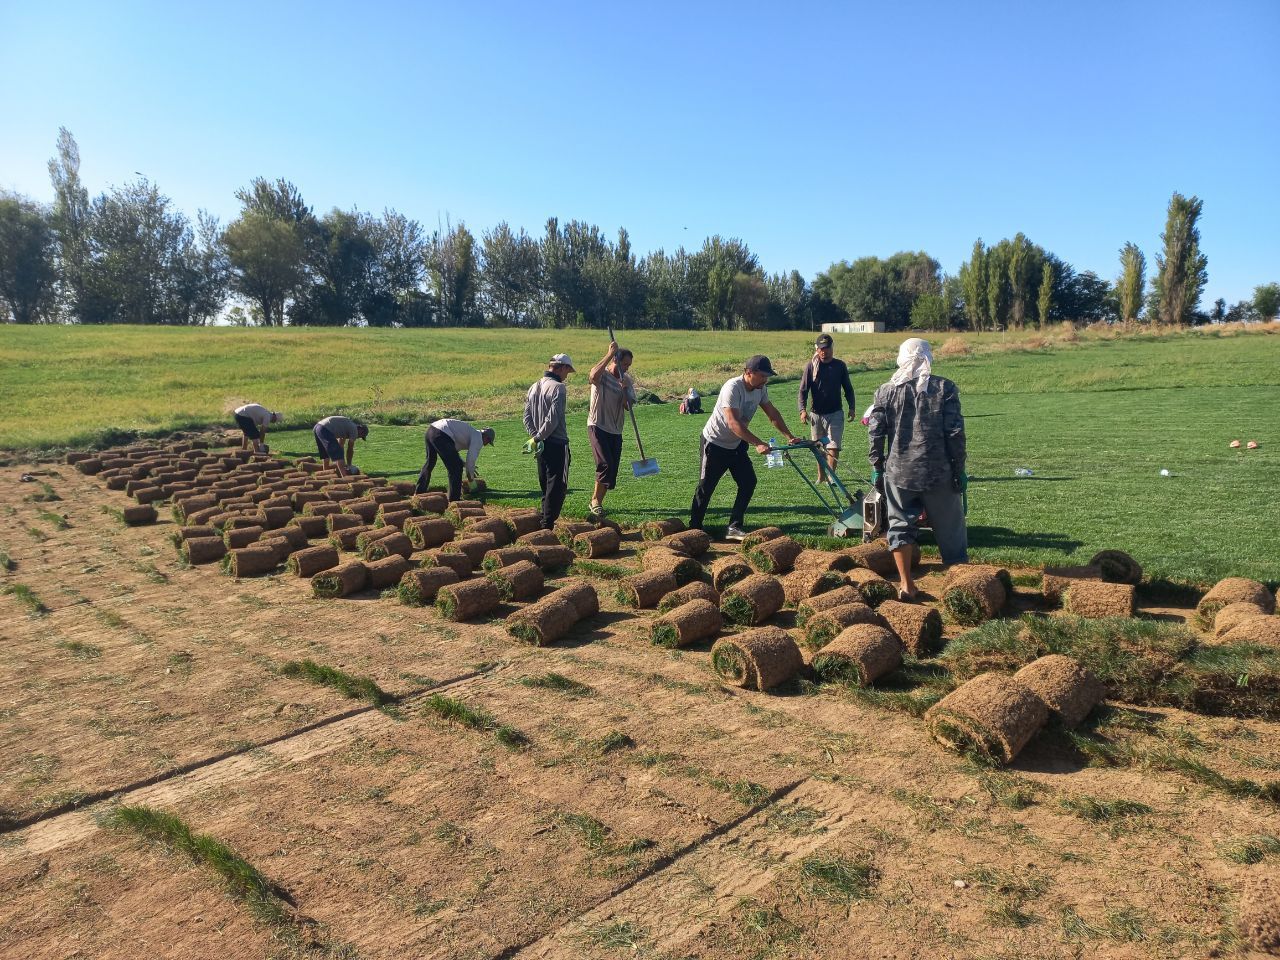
[2,128,1276,328]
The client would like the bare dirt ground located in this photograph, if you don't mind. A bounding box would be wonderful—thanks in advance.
[2,463,1277,959]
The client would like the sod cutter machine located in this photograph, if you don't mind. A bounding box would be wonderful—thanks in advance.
[769,439,885,541]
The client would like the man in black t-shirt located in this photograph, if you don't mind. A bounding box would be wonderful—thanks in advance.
[798,333,855,482]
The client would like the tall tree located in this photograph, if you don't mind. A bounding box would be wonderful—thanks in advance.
[1116,242,1146,322]
[222,212,309,326]
[290,208,377,326]
[985,245,1010,329]
[0,193,59,324]
[479,222,540,326]
[1150,192,1208,325]
[1037,262,1054,328]
[1254,283,1280,322]
[425,220,479,326]
[959,240,988,331]
[1006,232,1035,328]
[46,127,91,321]
[365,209,427,326]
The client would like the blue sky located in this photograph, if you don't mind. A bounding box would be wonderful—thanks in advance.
[2,0,1277,307]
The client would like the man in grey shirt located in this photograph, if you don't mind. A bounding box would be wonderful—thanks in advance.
[313,415,368,478]
[690,355,800,541]
[523,353,575,529]
[586,340,636,521]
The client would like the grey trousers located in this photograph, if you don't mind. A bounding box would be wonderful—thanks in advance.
[883,479,968,566]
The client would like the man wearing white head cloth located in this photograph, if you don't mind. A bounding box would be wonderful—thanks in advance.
[866,338,968,600]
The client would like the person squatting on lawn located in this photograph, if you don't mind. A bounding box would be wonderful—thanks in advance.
[586,340,636,522]
[798,332,856,483]
[523,353,575,529]
[690,355,800,542]
[313,415,368,478]
[415,418,495,501]
[233,403,282,454]
[867,337,968,600]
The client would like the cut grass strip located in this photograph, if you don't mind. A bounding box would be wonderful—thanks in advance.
[798,852,878,902]
[1058,795,1152,822]
[278,659,389,706]
[516,672,594,696]
[555,811,654,856]
[35,508,69,530]
[1218,834,1280,864]
[568,559,631,580]
[0,547,13,571]
[420,693,528,749]
[2,582,48,616]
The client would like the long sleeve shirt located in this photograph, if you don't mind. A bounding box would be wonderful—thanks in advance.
[523,372,569,443]
[867,375,965,491]
[798,359,855,416]
[431,418,486,478]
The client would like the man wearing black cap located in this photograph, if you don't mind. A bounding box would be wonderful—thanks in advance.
[798,333,856,482]
[690,355,800,541]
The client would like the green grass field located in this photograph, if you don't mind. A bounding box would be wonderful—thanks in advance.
[3,325,1277,584]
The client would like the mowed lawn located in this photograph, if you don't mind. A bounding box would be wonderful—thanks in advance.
[3,325,1277,584]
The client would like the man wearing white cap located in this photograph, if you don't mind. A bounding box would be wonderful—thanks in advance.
[523,353,575,529]
[233,403,282,454]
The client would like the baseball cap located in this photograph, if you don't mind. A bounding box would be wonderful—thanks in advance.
[549,353,576,371]
[744,355,776,376]
[815,334,833,348]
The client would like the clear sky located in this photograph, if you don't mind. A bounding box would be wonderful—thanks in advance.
[2,0,1277,307]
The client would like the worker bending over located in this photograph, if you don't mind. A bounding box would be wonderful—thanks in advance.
[415,418,495,501]
[313,415,368,478]
[233,403,282,454]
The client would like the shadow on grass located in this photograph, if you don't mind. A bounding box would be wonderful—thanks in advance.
[968,526,1083,554]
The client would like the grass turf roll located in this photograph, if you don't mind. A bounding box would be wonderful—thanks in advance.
[841,541,897,578]
[341,499,379,522]
[504,512,544,539]
[171,524,216,546]
[518,529,561,547]
[398,567,459,605]
[354,526,401,554]
[656,580,720,614]
[287,545,340,578]
[405,516,455,550]
[265,526,307,551]
[554,520,596,546]
[1042,565,1103,604]
[711,555,753,593]
[1218,615,1280,647]
[710,627,803,691]
[1064,581,1135,618]
[311,560,369,598]
[573,526,621,558]
[181,536,226,565]
[481,546,538,572]
[486,558,544,601]
[942,569,1007,625]
[506,593,580,645]
[720,573,786,626]
[412,492,449,514]
[261,505,294,529]
[1239,872,1280,955]
[793,549,856,574]
[1088,549,1143,585]
[616,569,680,608]
[443,535,496,568]
[362,531,414,561]
[875,599,945,657]
[1214,602,1269,639]
[651,598,723,648]
[463,516,512,545]
[640,546,704,585]
[661,529,712,557]
[845,568,898,608]
[745,536,804,575]
[173,495,217,522]
[924,672,1049,765]
[420,549,473,579]
[782,569,847,606]
[532,544,576,572]
[738,526,784,551]
[1012,654,1105,728]
[221,543,278,577]
[641,518,686,541]
[1196,577,1276,628]
[327,513,363,533]
[812,623,904,686]
[945,563,1014,596]
[329,524,373,551]
[559,580,600,619]
[366,554,413,589]
[302,501,343,517]
[122,504,158,526]
[803,601,886,650]
[796,585,864,626]
[375,509,413,531]
[436,578,501,621]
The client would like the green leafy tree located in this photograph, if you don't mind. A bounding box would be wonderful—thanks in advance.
[0,193,59,324]
[365,209,427,326]
[1150,192,1208,325]
[686,236,759,330]
[909,293,949,331]
[222,212,309,326]
[426,220,479,326]
[959,240,989,331]
[985,245,1010,329]
[1006,233,1036,327]
[1037,262,1054,327]
[46,127,91,321]
[479,222,540,327]
[639,248,695,330]
[1253,282,1280,321]
[1116,242,1146,322]
[289,208,377,326]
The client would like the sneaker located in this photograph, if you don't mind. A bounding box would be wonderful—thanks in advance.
[725,523,748,542]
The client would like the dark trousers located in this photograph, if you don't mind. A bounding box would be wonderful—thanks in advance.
[537,440,570,529]
[690,438,756,530]
[416,426,465,500]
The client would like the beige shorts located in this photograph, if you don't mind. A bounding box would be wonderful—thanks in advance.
[809,411,845,451]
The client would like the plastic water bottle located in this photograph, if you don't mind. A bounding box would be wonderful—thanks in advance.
[767,438,784,469]
[1014,467,1033,477]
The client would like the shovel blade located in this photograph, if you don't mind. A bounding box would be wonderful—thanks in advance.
[631,459,660,477]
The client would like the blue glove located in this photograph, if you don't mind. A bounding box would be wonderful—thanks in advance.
[872,469,884,490]
[536,440,545,455]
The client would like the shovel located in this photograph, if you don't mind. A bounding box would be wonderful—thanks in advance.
[608,327,660,477]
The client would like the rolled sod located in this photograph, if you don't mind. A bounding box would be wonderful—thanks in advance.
[462,516,512,545]
[1196,577,1276,628]
[261,505,294,530]
[560,580,600,619]
[354,525,402,553]
[481,546,538,572]
[782,569,846,606]
[311,560,369,598]
[171,524,216,546]
[506,593,580,645]
[366,554,413,590]
[287,545,340,578]
[924,672,1049,765]
[945,563,1014,596]
[738,526,784,551]
[362,532,414,562]
[258,537,296,566]
[302,501,343,517]
[845,568,898,609]
[640,546,704,585]
[651,598,723,648]
[711,627,804,691]
[616,569,680,609]
[181,536,226,565]
[266,526,308,552]
[793,549,856,574]
[412,492,449,514]
[803,602,887,650]
[374,509,412,531]
[1218,614,1280,647]
[173,494,217,522]
[641,518,686,541]
[573,526,621,559]
[1041,565,1103,604]
[75,457,104,474]
[875,599,945,657]
[444,535,499,568]
[445,505,487,527]
[518,529,561,547]
[796,585,864,626]
[554,520,596,546]
[420,550,473,579]
[398,567,459,605]
[1088,549,1143,585]
[720,573,786,626]
[329,524,373,551]
[106,475,130,491]
[1239,872,1280,955]
[486,558,544,601]
[327,513,364,533]
[532,544,577,572]
[291,491,330,511]
[711,555,753,593]
[745,536,804,575]
[342,499,379,522]
[324,484,356,501]
[65,451,93,464]
[436,578,501,621]
[1013,654,1105,728]
[122,504,158,526]
[656,580,720,614]
[224,525,264,550]
[392,480,417,496]
[1064,581,1135,619]
[221,543,279,577]
[942,569,1007,625]
[405,516,455,550]
[133,486,166,504]
[661,529,712,558]
[450,499,484,509]
[368,488,400,504]
[1214,602,1270,640]
[502,511,543,540]
[812,623,904,686]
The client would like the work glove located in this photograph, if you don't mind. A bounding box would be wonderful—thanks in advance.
[522,437,536,455]
[872,469,884,491]
[952,469,968,493]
